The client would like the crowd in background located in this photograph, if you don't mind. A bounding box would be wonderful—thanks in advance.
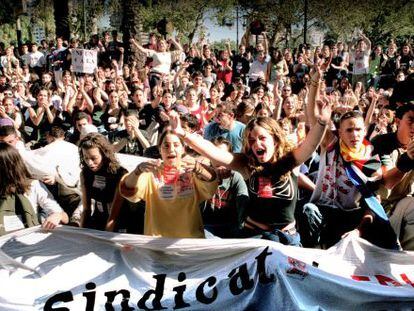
[0,28,413,251]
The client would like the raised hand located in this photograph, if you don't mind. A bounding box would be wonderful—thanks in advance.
[135,159,162,174]
[169,110,185,136]
[315,96,332,124]
[181,156,197,173]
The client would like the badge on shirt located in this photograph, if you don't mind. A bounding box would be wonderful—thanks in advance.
[177,172,194,198]
[93,175,106,190]
[257,177,273,198]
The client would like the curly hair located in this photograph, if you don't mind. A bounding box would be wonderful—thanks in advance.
[79,133,120,174]
[0,143,32,196]
[242,117,294,176]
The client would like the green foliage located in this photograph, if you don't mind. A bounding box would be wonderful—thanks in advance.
[210,39,237,52]
[136,0,235,43]
[309,0,414,46]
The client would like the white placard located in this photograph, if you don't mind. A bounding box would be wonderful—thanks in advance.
[72,49,97,74]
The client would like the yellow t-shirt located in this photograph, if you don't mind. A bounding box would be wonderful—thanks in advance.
[119,170,217,238]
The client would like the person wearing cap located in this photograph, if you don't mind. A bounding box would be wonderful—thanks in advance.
[372,104,414,250]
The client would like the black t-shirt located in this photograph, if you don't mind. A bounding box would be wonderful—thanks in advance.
[108,129,147,156]
[232,54,250,77]
[202,171,248,227]
[50,48,70,71]
[83,166,127,230]
[127,103,158,131]
[371,132,401,166]
[185,56,203,74]
[246,153,298,227]
[399,54,414,74]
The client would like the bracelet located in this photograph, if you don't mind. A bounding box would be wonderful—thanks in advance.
[193,161,204,175]
[133,166,142,176]
[317,118,327,126]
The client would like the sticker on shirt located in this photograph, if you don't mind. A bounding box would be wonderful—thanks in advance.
[177,172,195,198]
[158,183,176,200]
[209,188,230,209]
[3,215,25,232]
[93,175,106,190]
[257,177,273,198]
[96,201,104,213]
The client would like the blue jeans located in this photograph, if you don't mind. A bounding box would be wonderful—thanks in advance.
[240,227,302,247]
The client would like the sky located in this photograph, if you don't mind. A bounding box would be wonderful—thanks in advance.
[97,11,243,44]
[202,16,243,43]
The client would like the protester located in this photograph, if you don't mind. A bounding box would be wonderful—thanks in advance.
[119,129,218,238]
[0,27,412,253]
[0,142,68,234]
[78,133,127,230]
[168,67,332,245]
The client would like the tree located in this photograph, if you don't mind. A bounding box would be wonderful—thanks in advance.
[239,0,303,48]
[136,0,235,44]
[53,0,70,40]
[120,0,142,62]
[308,0,414,46]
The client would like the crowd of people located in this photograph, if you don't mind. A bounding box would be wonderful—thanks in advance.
[0,28,413,251]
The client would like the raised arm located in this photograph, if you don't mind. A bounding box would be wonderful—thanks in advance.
[169,37,183,52]
[169,111,248,174]
[361,33,371,51]
[292,94,331,165]
[364,97,377,128]
[130,38,151,54]
[306,65,322,126]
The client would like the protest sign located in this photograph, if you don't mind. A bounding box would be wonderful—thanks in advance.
[72,49,97,74]
[0,226,413,310]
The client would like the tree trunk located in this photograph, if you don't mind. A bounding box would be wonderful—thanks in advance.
[187,11,204,45]
[121,0,142,64]
[53,0,70,40]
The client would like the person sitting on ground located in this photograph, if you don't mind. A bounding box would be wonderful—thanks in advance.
[201,137,249,238]
[372,103,414,250]
[204,104,246,153]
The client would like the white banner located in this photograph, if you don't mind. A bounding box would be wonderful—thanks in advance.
[32,26,46,44]
[72,49,97,74]
[0,226,413,310]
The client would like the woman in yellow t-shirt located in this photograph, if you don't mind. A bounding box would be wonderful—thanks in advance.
[118,130,217,238]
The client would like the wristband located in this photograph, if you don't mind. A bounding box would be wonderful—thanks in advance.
[133,166,142,176]
[396,153,414,173]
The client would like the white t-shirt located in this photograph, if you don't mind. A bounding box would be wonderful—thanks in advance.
[29,51,46,68]
[147,50,172,75]
[248,59,268,81]
[26,180,63,217]
[352,50,370,75]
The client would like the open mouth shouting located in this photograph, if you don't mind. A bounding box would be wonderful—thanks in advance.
[254,148,267,162]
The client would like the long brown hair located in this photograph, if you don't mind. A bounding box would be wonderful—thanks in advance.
[0,143,32,196]
[79,133,120,174]
[242,117,294,174]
